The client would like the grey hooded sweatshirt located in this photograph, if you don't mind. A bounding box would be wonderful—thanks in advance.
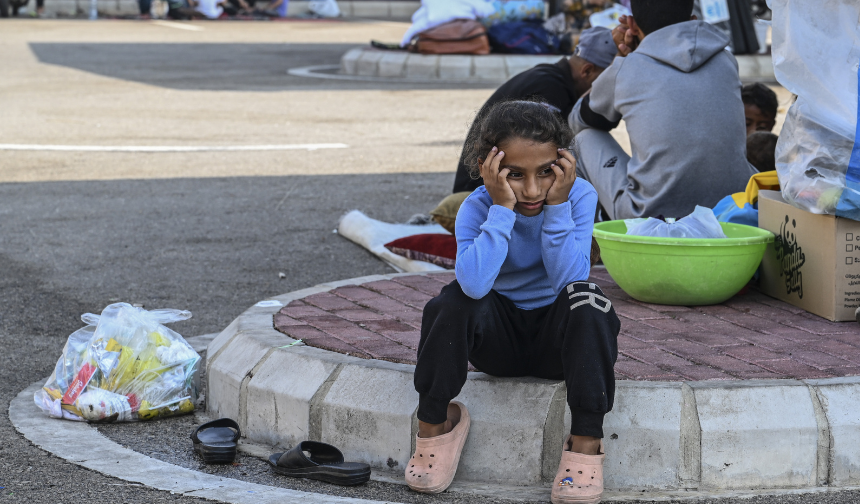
[569,20,756,219]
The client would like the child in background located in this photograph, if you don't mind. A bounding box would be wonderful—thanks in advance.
[742,83,778,136]
[407,99,620,504]
[747,131,778,172]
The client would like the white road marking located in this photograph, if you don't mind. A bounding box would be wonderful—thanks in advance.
[0,143,349,152]
[151,20,205,31]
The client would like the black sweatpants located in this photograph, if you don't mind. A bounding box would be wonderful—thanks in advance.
[415,280,620,438]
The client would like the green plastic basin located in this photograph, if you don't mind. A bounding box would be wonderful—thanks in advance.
[593,221,775,306]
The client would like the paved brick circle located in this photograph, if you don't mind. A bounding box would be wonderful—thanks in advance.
[273,271,860,381]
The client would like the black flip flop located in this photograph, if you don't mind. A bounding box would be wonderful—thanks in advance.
[268,441,371,486]
[191,418,240,464]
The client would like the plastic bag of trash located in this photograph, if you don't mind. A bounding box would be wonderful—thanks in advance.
[625,206,727,239]
[767,0,860,219]
[34,303,199,422]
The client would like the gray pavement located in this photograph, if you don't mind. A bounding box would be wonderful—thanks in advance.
[0,17,855,504]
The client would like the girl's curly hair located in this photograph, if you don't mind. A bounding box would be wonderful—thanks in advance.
[464,99,574,180]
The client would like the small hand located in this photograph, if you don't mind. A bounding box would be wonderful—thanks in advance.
[479,147,517,210]
[612,15,640,56]
[545,149,577,206]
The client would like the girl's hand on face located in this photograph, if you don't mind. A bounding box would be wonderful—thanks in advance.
[545,148,577,206]
[480,147,517,210]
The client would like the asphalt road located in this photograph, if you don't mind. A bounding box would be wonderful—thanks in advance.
[0,17,857,504]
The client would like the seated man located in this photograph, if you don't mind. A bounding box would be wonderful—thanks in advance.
[452,27,617,193]
[742,82,778,136]
[568,0,756,220]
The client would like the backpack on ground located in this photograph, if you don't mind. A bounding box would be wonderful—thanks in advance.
[408,19,491,55]
[487,20,563,55]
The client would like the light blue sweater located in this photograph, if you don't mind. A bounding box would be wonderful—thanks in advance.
[454,178,598,310]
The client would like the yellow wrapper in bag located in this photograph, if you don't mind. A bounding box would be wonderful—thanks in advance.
[35,302,200,423]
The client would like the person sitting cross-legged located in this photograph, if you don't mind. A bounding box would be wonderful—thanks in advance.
[568,0,756,220]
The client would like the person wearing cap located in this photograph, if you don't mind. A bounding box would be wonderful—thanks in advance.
[451,26,617,194]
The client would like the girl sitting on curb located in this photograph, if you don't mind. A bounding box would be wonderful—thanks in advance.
[406,99,620,504]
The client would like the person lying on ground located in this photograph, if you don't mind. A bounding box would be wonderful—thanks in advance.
[742,82,778,136]
[452,27,618,194]
[568,0,756,220]
[409,99,619,504]
[747,131,778,172]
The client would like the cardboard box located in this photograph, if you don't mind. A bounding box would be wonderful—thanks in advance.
[758,190,860,321]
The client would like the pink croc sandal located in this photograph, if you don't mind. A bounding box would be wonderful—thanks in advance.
[551,435,605,504]
[405,401,470,494]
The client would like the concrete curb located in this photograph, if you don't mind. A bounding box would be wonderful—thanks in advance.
[9,380,400,504]
[207,272,860,493]
[339,47,777,83]
[12,378,860,503]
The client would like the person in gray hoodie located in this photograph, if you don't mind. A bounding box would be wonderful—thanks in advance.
[568,0,756,220]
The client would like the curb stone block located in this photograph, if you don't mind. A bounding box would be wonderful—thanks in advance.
[318,361,418,470]
[117,0,139,14]
[807,377,860,485]
[335,0,352,16]
[692,380,818,489]
[504,55,556,79]
[357,50,384,76]
[378,52,409,78]
[54,0,80,14]
[340,48,364,75]
[244,348,346,448]
[438,55,472,80]
[453,374,562,484]
[756,54,776,80]
[405,53,438,79]
[286,0,309,15]
[602,382,684,490]
[207,330,286,425]
[735,56,757,81]
[351,0,388,17]
[206,317,240,373]
[389,1,419,18]
[472,55,508,81]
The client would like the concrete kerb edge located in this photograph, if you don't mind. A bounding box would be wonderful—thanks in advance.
[679,383,702,489]
[333,48,778,83]
[12,376,860,502]
[806,382,832,486]
[9,380,400,504]
[205,272,860,493]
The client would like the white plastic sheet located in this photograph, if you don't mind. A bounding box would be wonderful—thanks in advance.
[625,206,727,239]
[768,0,860,219]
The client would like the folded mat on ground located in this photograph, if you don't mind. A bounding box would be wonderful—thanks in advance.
[385,233,456,269]
[336,210,450,273]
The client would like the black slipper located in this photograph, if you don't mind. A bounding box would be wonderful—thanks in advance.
[191,418,240,464]
[268,441,371,486]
